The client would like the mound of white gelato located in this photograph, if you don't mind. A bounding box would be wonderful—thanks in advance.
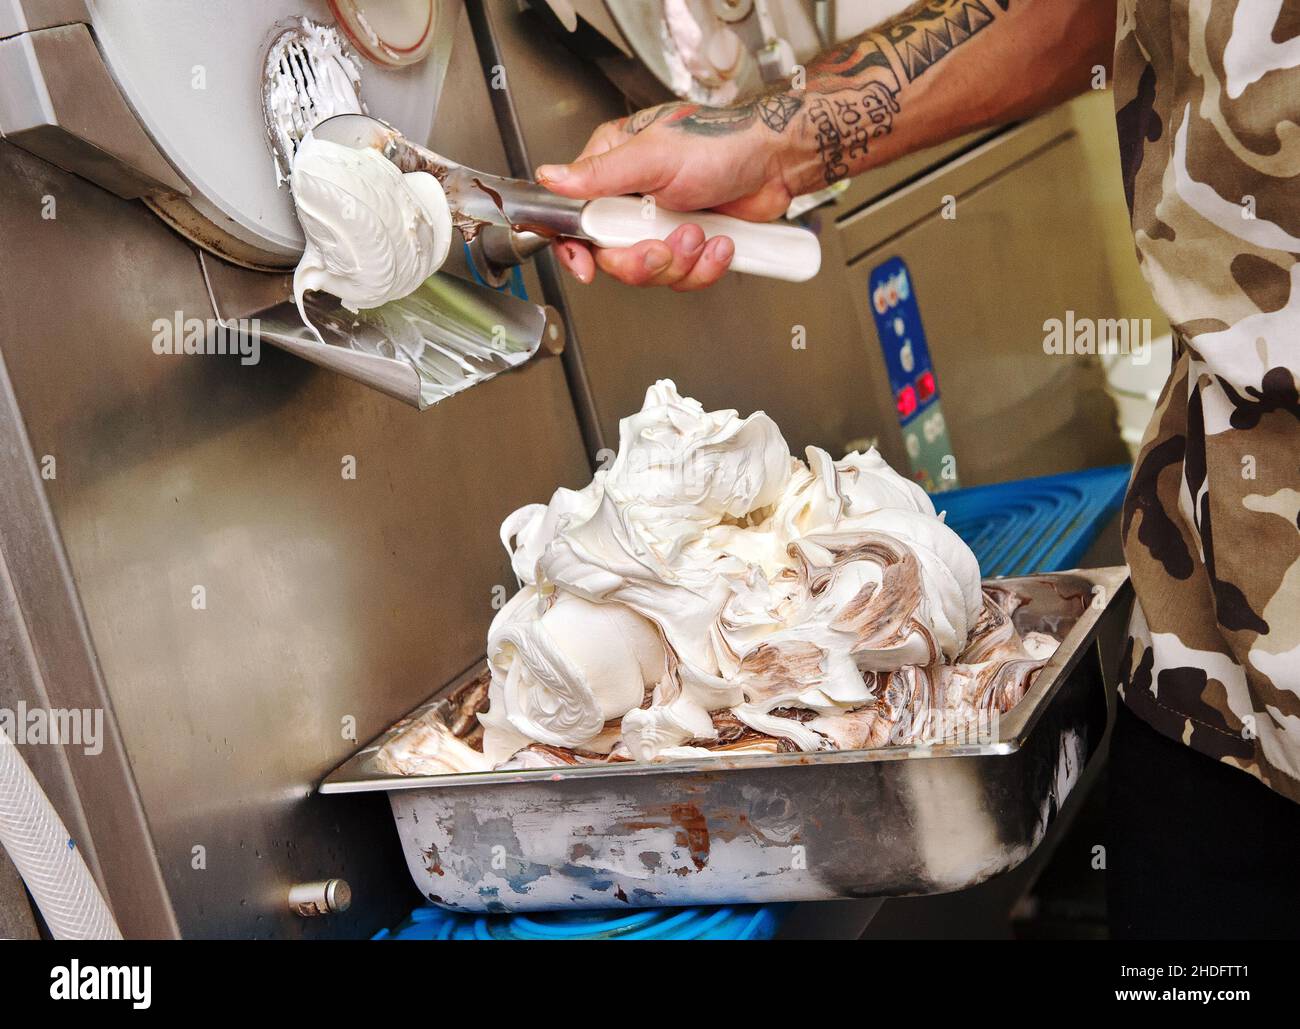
[289,135,453,330]
[475,381,1008,764]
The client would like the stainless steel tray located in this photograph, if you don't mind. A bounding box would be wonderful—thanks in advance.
[321,567,1130,911]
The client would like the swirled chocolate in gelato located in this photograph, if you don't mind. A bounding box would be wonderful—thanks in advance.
[378,381,1057,775]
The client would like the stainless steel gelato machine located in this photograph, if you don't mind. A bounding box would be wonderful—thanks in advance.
[0,0,1132,939]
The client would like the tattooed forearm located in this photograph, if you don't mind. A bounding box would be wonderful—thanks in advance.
[806,34,899,91]
[879,0,1006,82]
[622,0,1014,187]
[796,0,1013,184]
[801,37,903,183]
[807,83,901,183]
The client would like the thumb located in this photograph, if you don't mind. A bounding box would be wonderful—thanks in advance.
[536,139,672,200]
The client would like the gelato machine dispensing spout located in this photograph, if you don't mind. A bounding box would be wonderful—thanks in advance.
[241,15,814,411]
[225,14,566,409]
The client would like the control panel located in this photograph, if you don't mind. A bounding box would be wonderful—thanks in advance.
[866,256,958,493]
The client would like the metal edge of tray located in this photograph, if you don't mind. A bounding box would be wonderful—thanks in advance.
[319,566,1131,795]
[994,565,1130,744]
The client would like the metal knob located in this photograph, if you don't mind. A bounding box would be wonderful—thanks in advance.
[288,878,352,917]
[469,226,551,286]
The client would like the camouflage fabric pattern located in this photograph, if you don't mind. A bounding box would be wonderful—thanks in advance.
[1113,0,1300,802]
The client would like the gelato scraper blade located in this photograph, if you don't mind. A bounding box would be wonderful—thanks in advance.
[201,252,565,411]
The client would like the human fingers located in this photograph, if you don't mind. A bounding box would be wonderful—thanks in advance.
[590,238,678,286]
[669,235,734,292]
[553,239,596,284]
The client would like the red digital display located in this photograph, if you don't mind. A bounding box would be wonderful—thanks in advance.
[896,385,917,419]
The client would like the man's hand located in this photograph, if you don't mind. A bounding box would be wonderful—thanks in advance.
[536,101,799,290]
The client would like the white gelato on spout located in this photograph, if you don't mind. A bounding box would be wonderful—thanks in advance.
[479,381,990,764]
[289,135,453,336]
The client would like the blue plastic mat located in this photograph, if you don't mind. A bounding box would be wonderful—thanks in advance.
[936,465,1130,578]
[374,465,1130,940]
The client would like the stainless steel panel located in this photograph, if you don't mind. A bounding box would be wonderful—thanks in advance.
[0,0,88,39]
[0,22,190,199]
[832,124,997,218]
[0,347,179,938]
[844,134,1131,485]
[834,108,1076,261]
[323,568,1129,911]
[0,8,591,937]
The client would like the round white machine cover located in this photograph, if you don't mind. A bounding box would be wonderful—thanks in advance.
[87,0,454,261]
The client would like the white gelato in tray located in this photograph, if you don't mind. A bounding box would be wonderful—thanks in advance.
[380,381,1057,776]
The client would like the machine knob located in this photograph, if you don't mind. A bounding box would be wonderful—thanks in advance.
[288,879,353,917]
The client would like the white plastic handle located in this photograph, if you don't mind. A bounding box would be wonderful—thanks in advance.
[578,196,821,283]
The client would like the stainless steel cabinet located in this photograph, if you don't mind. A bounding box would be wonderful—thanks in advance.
[833,110,1130,484]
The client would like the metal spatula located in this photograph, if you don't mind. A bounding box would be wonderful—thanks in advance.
[308,113,823,282]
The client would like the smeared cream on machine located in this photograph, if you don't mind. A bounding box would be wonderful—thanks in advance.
[380,382,1059,776]
[264,20,366,185]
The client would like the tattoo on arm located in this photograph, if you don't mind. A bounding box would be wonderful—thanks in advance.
[800,0,1012,183]
[621,0,1012,185]
[757,92,804,132]
[879,0,1002,82]
[807,82,901,183]
[806,34,898,89]
[624,89,804,138]
[671,103,762,136]
[623,105,679,134]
